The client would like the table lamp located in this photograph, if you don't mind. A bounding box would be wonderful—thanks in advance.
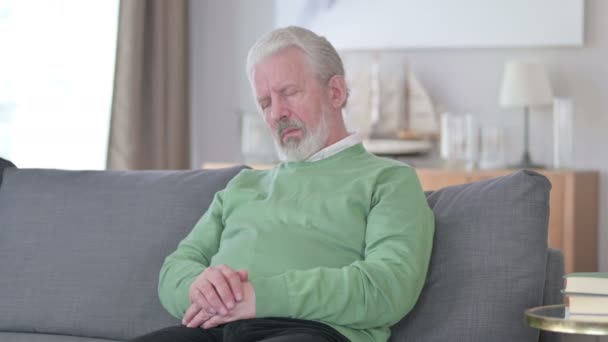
[499,60,553,169]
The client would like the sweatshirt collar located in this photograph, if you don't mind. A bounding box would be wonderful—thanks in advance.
[306,133,362,162]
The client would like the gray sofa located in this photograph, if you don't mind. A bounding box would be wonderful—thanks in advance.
[0,164,563,342]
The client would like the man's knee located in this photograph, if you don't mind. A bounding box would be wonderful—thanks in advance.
[260,333,333,342]
[130,325,216,342]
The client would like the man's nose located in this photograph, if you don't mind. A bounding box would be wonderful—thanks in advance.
[269,97,289,122]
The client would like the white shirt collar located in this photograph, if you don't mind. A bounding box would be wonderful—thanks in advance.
[306,133,362,162]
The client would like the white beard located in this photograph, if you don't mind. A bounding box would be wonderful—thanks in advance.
[273,110,331,162]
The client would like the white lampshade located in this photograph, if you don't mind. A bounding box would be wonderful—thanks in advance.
[499,61,553,108]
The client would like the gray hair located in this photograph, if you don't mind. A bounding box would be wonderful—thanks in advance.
[246,26,346,92]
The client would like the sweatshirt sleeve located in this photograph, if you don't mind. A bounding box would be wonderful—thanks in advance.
[250,166,434,329]
[157,190,225,319]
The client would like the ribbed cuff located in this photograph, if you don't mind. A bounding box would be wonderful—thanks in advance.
[176,276,196,316]
[250,275,290,318]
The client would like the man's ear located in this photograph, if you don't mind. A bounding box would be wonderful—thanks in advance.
[326,75,348,109]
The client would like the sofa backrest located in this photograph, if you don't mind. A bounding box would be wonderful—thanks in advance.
[0,166,245,341]
[0,157,15,168]
[0,157,16,188]
[390,170,554,342]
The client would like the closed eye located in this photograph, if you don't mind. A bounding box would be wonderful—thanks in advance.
[258,98,270,110]
[281,86,298,97]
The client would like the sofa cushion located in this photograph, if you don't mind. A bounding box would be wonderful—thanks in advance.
[0,332,123,342]
[390,170,551,342]
[0,166,245,341]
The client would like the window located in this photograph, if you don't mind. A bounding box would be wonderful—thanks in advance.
[0,0,119,169]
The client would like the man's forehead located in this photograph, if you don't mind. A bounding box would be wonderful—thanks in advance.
[254,67,308,94]
[252,47,315,98]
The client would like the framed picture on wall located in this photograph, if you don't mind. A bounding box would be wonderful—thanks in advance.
[275,0,585,50]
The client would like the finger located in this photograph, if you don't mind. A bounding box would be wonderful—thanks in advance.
[207,268,236,311]
[219,265,244,302]
[192,288,216,315]
[187,308,213,328]
[182,303,202,326]
[200,277,229,316]
[202,314,231,330]
[237,269,249,282]
[189,272,210,304]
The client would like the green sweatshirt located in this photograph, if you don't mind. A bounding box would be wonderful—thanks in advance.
[158,144,435,342]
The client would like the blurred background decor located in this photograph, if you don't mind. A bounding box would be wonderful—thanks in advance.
[343,54,436,157]
[238,109,277,164]
[499,60,554,169]
[275,0,584,49]
[553,97,575,169]
[439,113,478,170]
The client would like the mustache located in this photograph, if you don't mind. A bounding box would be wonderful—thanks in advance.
[277,119,305,136]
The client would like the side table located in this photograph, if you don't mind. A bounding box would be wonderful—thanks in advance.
[526,304,608,339]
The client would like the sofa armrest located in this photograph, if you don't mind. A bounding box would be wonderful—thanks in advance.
[539,248,565,342]
[543,248,565,306]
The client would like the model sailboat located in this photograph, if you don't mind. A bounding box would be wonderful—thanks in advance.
[399,71,440,140]
[363,61,438,155]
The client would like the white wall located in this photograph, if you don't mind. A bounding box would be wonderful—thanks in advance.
[190,0,274,168]
[190,0,608,273]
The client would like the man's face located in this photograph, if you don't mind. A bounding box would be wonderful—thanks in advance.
[253,47,331,161]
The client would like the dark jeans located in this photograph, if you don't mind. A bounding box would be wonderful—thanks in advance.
[130,317,349,342]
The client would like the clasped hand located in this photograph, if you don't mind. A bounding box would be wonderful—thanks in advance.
[182,264,255,329]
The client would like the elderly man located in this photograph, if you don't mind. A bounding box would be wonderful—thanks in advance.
[132,26,434,342]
